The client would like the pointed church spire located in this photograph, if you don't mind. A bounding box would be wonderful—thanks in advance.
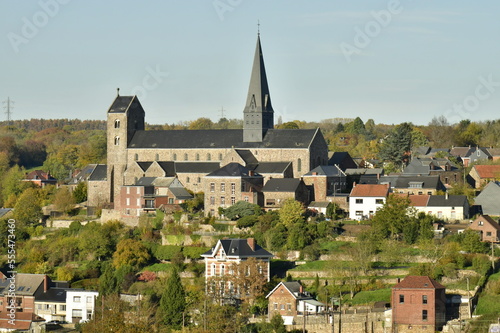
[243,33,274,142]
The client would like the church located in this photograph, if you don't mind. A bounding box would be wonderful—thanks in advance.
[88,34,329,220]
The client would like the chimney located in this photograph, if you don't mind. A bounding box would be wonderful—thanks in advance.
[312,172,317,176]
[247,238,255,251]
[44,275,50,293]
[353,182,356,187]
[299,285,304,293]
[445,192,449,200]
[249,170,254,176]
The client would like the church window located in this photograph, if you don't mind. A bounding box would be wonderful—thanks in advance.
[196,153,200,161]
[184,153,188,161]
[155,153,159,161]
[114,136,120,146]
[134,154,138,161]
[173,154,177,161]
[197,177,201,183]
[114,119,120,128]
[186,177,190,183]
[207,153,211,161]
[297,158,302,172]
[219,153,223,160]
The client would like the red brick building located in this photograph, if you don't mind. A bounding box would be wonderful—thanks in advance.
[23,170,57,187]
[392,276,446,333]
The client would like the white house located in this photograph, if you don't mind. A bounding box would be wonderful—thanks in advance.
[65,290,98,324]
[349,184,390,220]
[408,194,469,220]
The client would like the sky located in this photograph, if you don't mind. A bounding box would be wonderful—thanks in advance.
[1,1,500,126]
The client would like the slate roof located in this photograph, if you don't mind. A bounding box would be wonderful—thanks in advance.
[345,168,383,176]
[486,148,500,157]
[0,273,45,296]
[235,149,258,165]
[474,182,500,216]
[137,162,153,172]
[35,287,67,302]
[472,165,500,178]
[450,146,472,158]
[427,195,468,207]
[201,238,273,258]
[0,208,12,218]
[157,161,176,176]
[152,177,176,187]
[88,164,107,181]
[262,178,303,192]
[359,174,379,185]
[169,187,193,200]
[393,276,445,289]
[266,281,314,300]
[107,96,134,113]
[304,165,344,177]
[174,162,221,174]
[308,201,331,208]
[252,162,291,174]
[206,163,261,178]
[394,175,443,190]
[350,184,390,197]
[69,164,98,184]
[135,177,156,186]
[128,128,319,149]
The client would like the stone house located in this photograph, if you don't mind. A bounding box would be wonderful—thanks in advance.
[450,146,492,167]
[261,178,310,210]
[86,164,108,207]
[392,275,447,333]
[201,238,273,302]
[468,165,500,189]
[348,184,390,220]
[302,165,347,202]
[266,281,325,325]
[381,175,445,196]
[467,215,500,243]
[403,157,463,187]
[204,163,263,217]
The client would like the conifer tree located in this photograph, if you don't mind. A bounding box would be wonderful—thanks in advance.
[156,269,186,329]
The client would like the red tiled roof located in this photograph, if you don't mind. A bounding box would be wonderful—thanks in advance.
[408,195,430,207]
[393,275,445,289]
[0,312,45,330]
[473,165,500,179]
[25,170,53,181]
[350,184,390,197]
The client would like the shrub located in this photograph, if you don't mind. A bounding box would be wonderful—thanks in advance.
[183,246,210,259]
[237,215,259,228]
[472,255,491,276]
[154,245,182,261]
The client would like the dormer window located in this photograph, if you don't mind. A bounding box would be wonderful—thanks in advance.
[114,119,120,128]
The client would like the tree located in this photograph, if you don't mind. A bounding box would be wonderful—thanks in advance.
[371,194,415,240]
[112,238,150,270]
[270,313,287,333]
[54,187,76,214]
[224,201,261,220]
[278,121,299,129]
[378,122,413,170]
[73,181,88,203]
[156,269,186,330]
[13,188,42,226]
[189,117,213,130]
[278,199,305,226]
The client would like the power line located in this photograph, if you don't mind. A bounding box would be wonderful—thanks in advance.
[3,97,14,125]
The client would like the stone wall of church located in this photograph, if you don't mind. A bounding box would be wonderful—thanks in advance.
[87,180,110,207]
[177,173,206,193]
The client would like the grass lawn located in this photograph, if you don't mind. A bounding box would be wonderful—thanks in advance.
[290,261,328,271]
[474,294,500,315]
[143,263,172,272]
[319,240,351,253]
[346,288,392,306]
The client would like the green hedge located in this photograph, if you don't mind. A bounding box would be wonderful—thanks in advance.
[154,245,182,260]
[183,246,210,259]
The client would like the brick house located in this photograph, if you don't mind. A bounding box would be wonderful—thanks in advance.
[348,184,390,220]
[468,165,500,189]
[467,215,500,243]
[266,281,325,325]
[261,178,310,210]
[204,163,264,217]
[201,238,273,302]
[392,275,446,333]
[23,170,57,187]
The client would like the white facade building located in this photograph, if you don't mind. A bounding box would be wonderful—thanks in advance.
[65,290,98,324]
[349,184,390,220]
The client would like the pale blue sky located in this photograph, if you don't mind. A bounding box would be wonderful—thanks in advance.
[1,1,500,125]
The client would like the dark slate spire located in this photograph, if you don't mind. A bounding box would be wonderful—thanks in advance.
[243,34,274,142]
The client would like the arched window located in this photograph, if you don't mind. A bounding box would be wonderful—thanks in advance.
[114,136,120,146]
[219,153,223,161]
[184,153,188,161]
[196,153,200,161]
[155,153,159,161]
[134,154,138,161]
[207,153,211,161]
[173,154,177,161]
[114,119,120,128]
[297,158,302,172]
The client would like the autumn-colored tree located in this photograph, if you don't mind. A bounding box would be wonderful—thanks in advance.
[112,238,150,270]
[54,187,76,214]
[13,187,42,226]
[278,199,305,226]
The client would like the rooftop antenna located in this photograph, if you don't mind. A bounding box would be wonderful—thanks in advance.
[257,20,260,36]
[3,97,14,126]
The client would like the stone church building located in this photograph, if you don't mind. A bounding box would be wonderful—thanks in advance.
[88,34,329,219]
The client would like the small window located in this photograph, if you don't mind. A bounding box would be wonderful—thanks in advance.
[422,310,428,321]
[280,304,285,310]
[297,158,302,172]
[197,177,201,183]
[207,153,211,161]
[356,199,363,204]
[155,153,159,161]
[375,199,383,204]
[134,153,138,161]
[184,153,188,161]
[186,177,190,183]
[422,295,427,304]
[479,221,483,226]
[210,183,215,192]
[399,295,404,304]
[173,153,177,161]
[274,303,278,310]
[114,136,120,146]
[114,119,120,128]
[287,303,292,311]
[73,296,81,302]
[196,153,200,161]
[219,153,223,160]
[487,231,492,237]
[210,196,215,205]
[221,183,225,192]
[231,197,236,205]
[221,197,225,205]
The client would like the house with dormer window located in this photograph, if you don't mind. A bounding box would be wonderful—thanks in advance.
[201,238,273,303]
